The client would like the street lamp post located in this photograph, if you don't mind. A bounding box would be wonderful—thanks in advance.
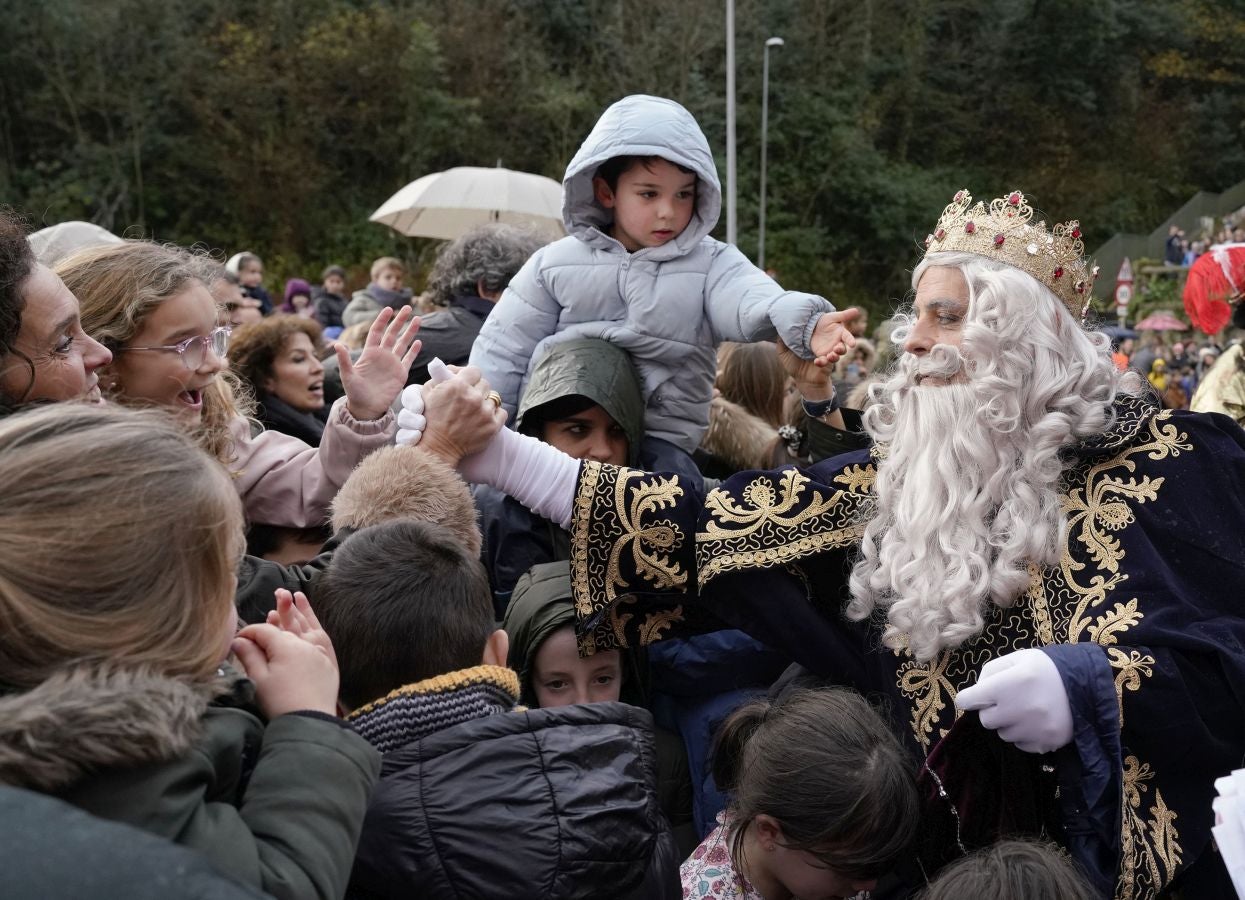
[725,0,737,245]
[758,36,784,270]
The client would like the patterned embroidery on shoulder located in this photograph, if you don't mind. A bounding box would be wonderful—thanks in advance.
[696,465,873,587]
[570,461,688,617]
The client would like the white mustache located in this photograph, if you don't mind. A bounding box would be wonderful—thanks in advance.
[908,344,966,383]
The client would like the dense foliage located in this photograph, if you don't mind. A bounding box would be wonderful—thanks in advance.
[2,0,1241,316]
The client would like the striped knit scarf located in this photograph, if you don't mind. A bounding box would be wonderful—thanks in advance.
[347,665,521,755]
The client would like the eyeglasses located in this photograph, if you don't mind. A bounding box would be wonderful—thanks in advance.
[119,326,231,370]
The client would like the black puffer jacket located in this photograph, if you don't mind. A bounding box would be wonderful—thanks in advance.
[348,701,680,899]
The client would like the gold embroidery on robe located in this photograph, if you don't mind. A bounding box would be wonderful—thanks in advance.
[890,406,1189,899]
[696,466,872,586]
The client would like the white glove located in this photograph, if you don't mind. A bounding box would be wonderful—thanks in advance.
[395,383,426,446]
[955,648,1074,754]
[395,358,451,446]
[1213,770,1245,899]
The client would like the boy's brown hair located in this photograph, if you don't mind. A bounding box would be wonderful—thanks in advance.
[369,256,404,281]
[316,519,496,710]
[594,155,695,192]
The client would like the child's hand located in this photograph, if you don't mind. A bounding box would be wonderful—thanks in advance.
[267,589,338,671]
[232,622,340,718]
[810,308,861,367]
[339,305,422,421]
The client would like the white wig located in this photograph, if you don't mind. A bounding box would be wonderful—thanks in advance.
[846,251,1141,661]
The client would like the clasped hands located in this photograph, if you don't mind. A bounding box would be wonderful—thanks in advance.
[395,359,506,466]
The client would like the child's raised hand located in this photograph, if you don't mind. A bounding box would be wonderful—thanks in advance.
[267,589,339,671]
[232,622,340,719]
[810,308,861,367]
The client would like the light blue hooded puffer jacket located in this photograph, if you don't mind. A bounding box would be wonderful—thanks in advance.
[468,94,834,452]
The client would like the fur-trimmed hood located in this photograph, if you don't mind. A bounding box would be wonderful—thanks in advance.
[0,665,230,792]
[700,395,780,472]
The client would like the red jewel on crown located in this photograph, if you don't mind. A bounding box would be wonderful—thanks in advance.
[1008,192,1022,206]
[1075,281,1085,293]
[993,234,1005,246]
[934,228,946,241]
[1053,266,1064,278]
[1071,227,1082,239]
[954,190,966,202]
[965,221,976,234]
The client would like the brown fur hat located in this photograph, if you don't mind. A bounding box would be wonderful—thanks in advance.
[331,445,482,557]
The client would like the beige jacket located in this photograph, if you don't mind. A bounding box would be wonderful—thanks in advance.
[229,397,395,527]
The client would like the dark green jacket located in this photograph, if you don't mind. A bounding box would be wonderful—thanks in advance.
[0,664,380,900]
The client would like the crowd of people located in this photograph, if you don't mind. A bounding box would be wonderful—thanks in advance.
[1,93,1242,900]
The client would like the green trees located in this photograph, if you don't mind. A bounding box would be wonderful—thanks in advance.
[2,0,1240,315]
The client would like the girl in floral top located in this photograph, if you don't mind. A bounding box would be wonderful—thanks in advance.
[681,688,917,900]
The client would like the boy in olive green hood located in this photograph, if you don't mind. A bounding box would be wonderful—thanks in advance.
[474,338,645,616]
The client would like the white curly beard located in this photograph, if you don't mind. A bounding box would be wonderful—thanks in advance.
[846,347,1063,662]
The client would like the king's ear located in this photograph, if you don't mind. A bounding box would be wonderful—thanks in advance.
[592,176,617,209]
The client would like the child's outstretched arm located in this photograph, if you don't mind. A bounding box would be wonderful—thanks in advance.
[703,243,835,357]
[466,249,561,418]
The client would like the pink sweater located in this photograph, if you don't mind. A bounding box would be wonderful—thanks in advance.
[228,397,395,527]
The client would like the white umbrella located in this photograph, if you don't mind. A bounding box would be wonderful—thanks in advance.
[370,166,565,240]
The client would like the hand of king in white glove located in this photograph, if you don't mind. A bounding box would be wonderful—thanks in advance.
[396,359,454,446]
[955,648,1075,754]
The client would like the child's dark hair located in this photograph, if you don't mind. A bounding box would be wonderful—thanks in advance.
[0,208,36,408]
[712,688,918,881]
[315,519,496,710]
[594,155,695,192]
[918,840,1096,900]
[517,394,598,438]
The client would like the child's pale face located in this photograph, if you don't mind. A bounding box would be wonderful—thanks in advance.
[374,268,403,292]
[531,625,622,708]
[240,261,264,288]
[324,274,345,295]
[593,159,696,253]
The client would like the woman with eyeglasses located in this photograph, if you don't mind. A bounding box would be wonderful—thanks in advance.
[58,240,421,529]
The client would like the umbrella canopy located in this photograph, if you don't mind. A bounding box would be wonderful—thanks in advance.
[370,166,565,241]
[1134,311,1188,331]
[1183,243,1245,335]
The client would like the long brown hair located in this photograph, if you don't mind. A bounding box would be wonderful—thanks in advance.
[0,404,244,687]
[716,342,787,428]
[56,241,253,463]
[712,687,918,880]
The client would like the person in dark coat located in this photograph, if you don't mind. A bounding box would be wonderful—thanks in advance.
[314,519,680,900]
[228,315,330,446]
[0,786,266,900]
[322,224,544,404]
[474,337,644,615]
[503,561,697,857]
[312,265,349,329]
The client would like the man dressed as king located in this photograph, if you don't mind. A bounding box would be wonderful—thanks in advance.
[417,189,1245,898]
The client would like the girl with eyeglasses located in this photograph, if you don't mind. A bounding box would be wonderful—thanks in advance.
[58,241,421,529]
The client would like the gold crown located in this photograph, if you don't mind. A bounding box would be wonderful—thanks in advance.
[923,189,1100,318]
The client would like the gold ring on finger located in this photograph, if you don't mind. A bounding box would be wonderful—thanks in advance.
[487,390,503,410]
